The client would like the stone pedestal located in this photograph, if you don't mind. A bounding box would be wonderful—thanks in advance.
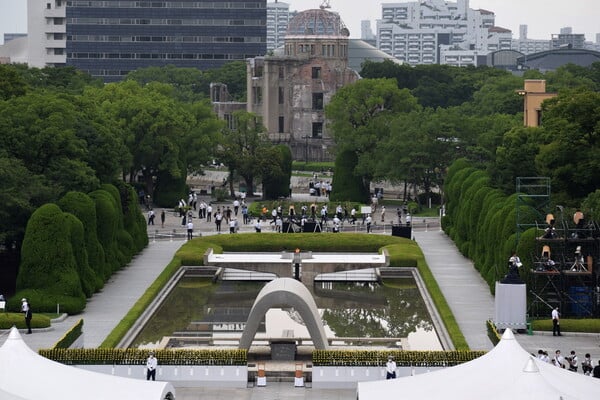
[271,341,297,361]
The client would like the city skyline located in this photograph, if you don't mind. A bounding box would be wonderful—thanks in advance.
[1,1,599,44]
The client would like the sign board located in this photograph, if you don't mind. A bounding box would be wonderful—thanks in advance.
[360,206,372,215]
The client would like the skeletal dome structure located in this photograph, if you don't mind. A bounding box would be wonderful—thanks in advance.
[286,8,350,38]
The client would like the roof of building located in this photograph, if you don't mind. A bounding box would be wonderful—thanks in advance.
[286,8,349,38]
[347,39,403,72]
[489,26,511,33]
[518,48,600,71]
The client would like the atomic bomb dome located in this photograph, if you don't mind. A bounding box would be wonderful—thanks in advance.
[286,8,350,38]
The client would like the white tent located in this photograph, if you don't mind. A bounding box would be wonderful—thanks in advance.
[0,327,175,400]
[358,329,600,400]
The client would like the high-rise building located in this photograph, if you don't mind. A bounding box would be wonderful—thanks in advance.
[361,20,376,46]
[267,1,295,52]
[26,0,267,81]
[376,0,511,66]
[551,30,585,49]
[511,25,551,55]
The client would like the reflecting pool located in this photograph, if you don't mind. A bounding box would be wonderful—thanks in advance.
[133,276,442,350]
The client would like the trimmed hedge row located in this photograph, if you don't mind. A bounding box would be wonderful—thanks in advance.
[442,160,538,292]
[8,183,147,314]
[101,233,469,350]
[312,349,486,366]
[53,319,84,349]
[40,348,247,366]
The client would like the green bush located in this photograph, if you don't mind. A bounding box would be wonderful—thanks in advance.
[89,189,121,276]
[312,349,485,366]
[15,204,86,313]
[330,150,369,203]
[58,191,104,292]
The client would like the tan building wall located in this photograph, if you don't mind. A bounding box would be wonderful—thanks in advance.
[519,79,557,127]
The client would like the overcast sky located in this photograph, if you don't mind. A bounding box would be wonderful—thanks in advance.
[1,0,599,44]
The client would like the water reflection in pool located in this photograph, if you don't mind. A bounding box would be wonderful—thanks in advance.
[133,277,442,350]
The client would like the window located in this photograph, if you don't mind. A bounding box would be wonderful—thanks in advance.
[312,67,321,79]
[312,93,323,110]
[312,122,323,138]
[278,116,284,133]
[278,87,284,104]
[278,66,284,79]
[47,3,51,9]
[253,86,262,105]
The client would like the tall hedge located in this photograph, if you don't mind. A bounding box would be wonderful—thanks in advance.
[15,204,86,313]
[58,191,105,292]
[443,160,537,292]
[89,189,122,275]
[115,181,148,251]
[330,150,370,203]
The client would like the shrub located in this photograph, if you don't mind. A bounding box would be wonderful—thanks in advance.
[58,191,104,292]
[0,312,51,329]
[15,204,86,313]
[53,319,84,349]
[330,150,369,203]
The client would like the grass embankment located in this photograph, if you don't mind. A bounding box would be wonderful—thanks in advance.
[532,319,600,333]
[101,234,468,350]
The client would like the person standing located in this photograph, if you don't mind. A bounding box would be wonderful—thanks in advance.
[160,210,166,228]
[206,204,213,222]
[147,209,155,225]
[214,211,222,232]
[366,214,372,233]
[552,307,561,336]
[21,298,32,334]
[186,220,193,240]
[380,205,386,222]
[146,352,158,381]
[385,356,397,379]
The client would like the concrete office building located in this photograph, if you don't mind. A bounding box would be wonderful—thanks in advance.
[247,7,358,162]
[267,1,296,52]
[23,0,267,81]
[511,24,551,55]
[376,0,511,66]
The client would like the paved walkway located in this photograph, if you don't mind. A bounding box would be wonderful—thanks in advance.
[2,207,599,400]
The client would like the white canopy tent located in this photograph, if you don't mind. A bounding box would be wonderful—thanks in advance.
[358,329,600,400]
[0,327,175,400]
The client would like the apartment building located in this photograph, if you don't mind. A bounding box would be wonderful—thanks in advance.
[377,0,511,66]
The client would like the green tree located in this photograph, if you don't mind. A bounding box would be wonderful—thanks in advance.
[536,90,600,202]
[326,78,420,191]
[262,145,292,200]
[218,111,271,197]
[0,64,28,100]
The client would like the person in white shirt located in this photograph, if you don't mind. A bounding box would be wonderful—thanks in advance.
[552,307,561,336]
[254,220,262,233]
[385,356,397,379]
[186,221,193,240]
[566,350,578,372]
[229,218,237,234]
[553,350,565,368]
[146,352,158,381]
[365,215,372,233]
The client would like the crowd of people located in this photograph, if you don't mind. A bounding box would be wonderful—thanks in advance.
[536,348,600,377]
